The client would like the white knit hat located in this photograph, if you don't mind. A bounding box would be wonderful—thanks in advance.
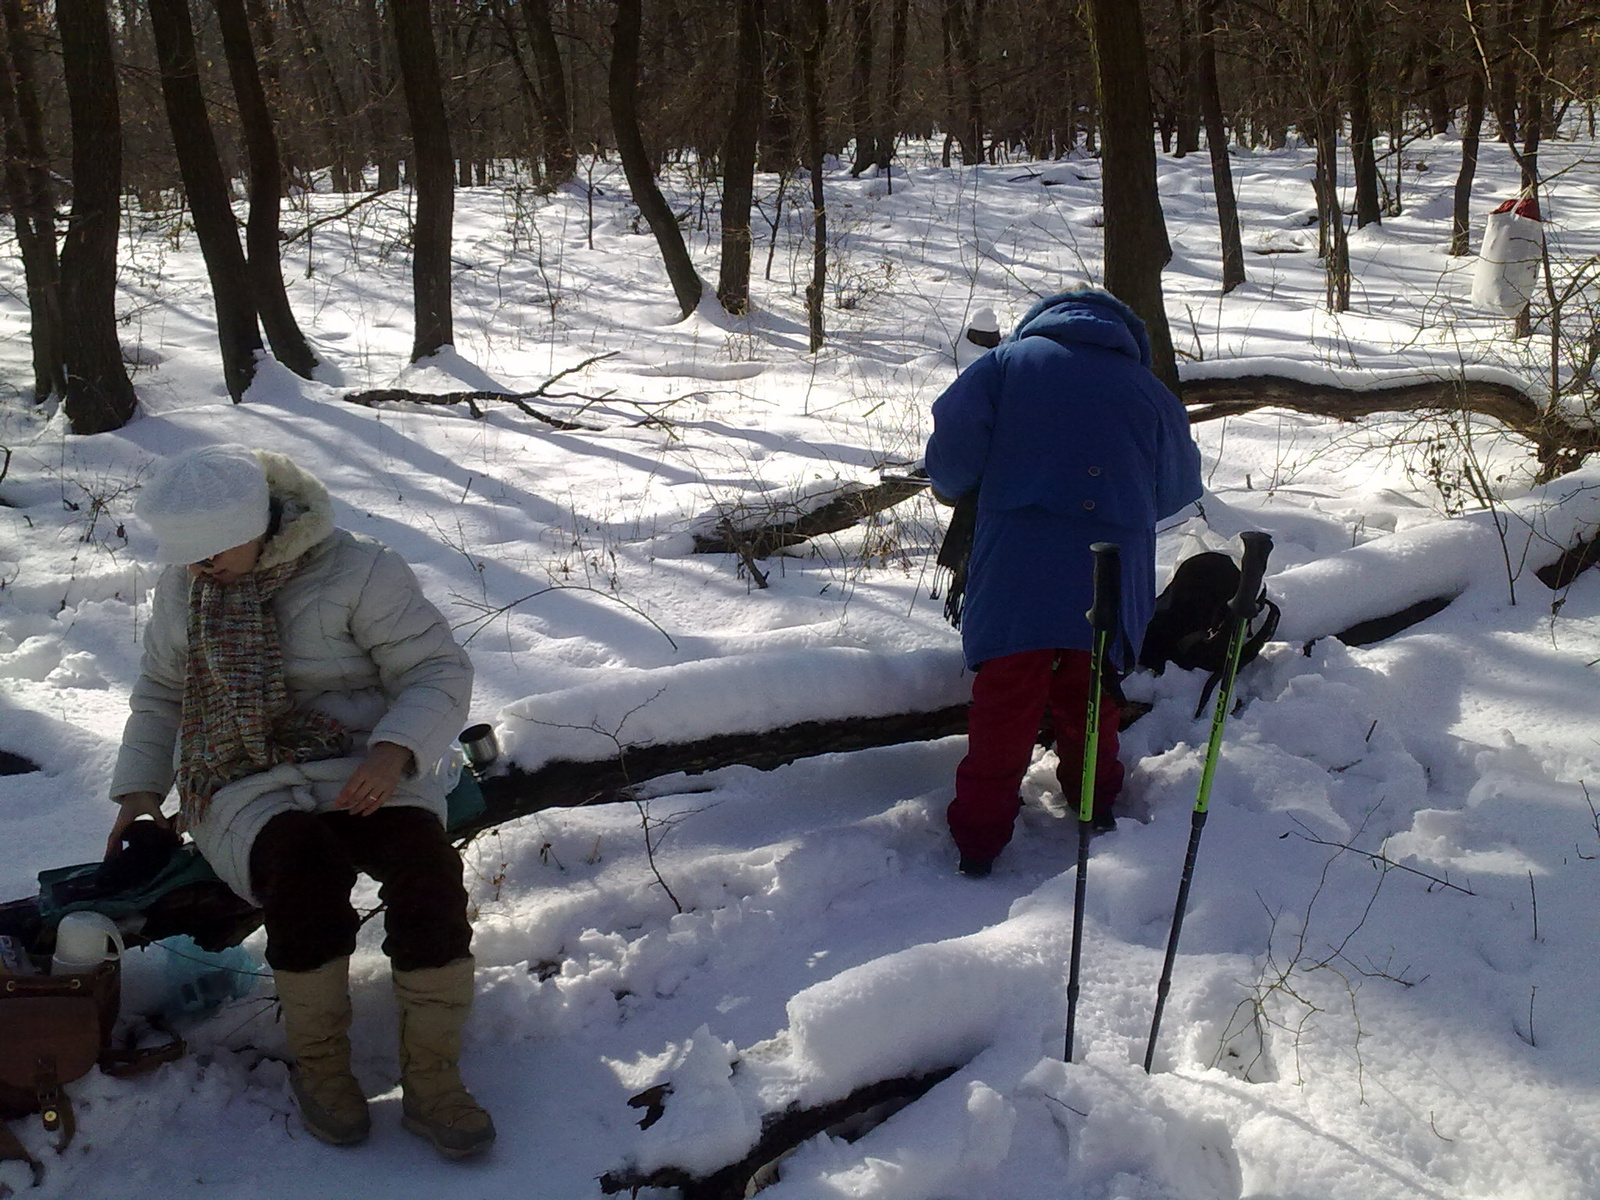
[136,444,270,565]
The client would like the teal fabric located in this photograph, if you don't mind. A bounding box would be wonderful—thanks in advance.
[38,846,223,928]
[445,770,487,833]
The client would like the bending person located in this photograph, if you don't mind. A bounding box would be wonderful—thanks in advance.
[925,289,1204,876]
[107,444,494,1159]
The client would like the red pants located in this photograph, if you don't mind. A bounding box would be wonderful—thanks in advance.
[948,648,1123,863]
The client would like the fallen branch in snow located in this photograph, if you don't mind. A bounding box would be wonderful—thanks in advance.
[340,389,603,429]
[598,1065,960,1200]
[1280,829,1476,895]
[460,699,1152,844]
[279,187,404,245]
[460,703,973,841]
[341,351,619,430]
[691,476,929,559]
[1181,374,1600,479]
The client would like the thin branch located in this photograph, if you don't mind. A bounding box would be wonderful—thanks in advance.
[1280,826,1476,895]
[452,583,679,650]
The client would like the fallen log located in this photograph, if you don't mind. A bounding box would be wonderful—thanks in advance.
[1181,374,1600,480]
[691,476,930,559]
[599,1065,960,1200]
[461,699,1155,842]
[1332,594,1455,647]
[463,703,972,840]
[1537,532,1600,590]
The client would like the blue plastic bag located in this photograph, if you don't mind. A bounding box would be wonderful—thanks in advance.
[158,936,262,1016]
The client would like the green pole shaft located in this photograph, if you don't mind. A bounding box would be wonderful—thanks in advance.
[1065,542,1120,1063]
[1143,531,1273,1072]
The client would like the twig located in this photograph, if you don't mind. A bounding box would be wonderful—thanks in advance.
[1281,826,1475,895]
[452,583,678,651]
[1528,870,1540,942]
[636,799,684,914]
[717,518,769,589]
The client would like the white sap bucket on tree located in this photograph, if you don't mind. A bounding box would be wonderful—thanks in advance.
[1471,196,1544,317]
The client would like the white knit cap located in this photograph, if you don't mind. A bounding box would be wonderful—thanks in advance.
[136,444,270,565]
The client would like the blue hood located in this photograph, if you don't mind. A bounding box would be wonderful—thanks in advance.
[1010,289,1151,367]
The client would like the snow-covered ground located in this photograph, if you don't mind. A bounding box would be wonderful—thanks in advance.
[3,134,1600,1199]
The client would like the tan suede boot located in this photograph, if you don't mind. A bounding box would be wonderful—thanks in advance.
[393,957,496,1159]
[274,957,371,1146]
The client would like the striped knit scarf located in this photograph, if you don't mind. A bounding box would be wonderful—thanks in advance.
[177,556,348,826]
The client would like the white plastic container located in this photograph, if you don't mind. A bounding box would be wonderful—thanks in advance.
[51,911,125,975]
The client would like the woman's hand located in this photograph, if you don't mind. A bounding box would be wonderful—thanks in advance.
[106,792,172,858]
[335,741,416,817]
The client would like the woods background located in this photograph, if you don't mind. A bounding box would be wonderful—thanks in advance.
[3,0,1598,445]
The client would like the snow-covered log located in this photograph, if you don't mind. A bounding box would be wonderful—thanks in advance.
[689,476,929,559]
[1267,466,1600,644]
[1181,371,1600,478]
[465,702,971,839]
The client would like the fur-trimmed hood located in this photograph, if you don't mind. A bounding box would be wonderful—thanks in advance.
[255,450,336,570]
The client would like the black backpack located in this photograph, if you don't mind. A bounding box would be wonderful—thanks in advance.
[1139,550,1281,716]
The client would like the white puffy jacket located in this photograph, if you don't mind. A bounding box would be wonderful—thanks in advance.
[110,451,473,903]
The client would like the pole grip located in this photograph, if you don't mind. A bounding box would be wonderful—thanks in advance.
[1087,542,1121,634]
[1228,532,1273,621]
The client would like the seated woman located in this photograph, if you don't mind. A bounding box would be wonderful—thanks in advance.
[107,444,493,1159]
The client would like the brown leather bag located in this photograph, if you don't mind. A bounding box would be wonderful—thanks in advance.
[1,958,184,1180]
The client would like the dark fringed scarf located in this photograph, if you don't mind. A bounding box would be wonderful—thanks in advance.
[935,492,978,630]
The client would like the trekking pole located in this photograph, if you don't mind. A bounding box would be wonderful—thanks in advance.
[1065,541,1120,1063]
[1143,531,1274,1073]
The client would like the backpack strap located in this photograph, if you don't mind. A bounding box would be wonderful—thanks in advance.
[1190,594,1281,719]
[34,1058,75,1153]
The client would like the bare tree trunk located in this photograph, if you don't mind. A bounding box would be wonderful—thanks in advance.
[392,0,455,359]
[213,0,319,379]
[760,0,799,173]
[1450,66,1486,256]
[1085,0,1178,389]
[1313,100,1350,311]
[950,0,985,164]
[284,0,359,189]
[1170,0,1200,156]
[717,0,763,314]
[0,0,63,401]
[1195,0,1243,292]
[801,0,827,351]
[524,0,576,183]
[1422,35,1452,134]
[610,0,702,319]
[1517,0,1557,193]
[1346,0,1381,228]
[56,0,137,433]
[873,0,908,175]
[361,0,400,190]
[148,0,264,402]
[846,0,876,174]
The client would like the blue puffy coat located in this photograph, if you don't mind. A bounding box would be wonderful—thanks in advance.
[925,289,1203,670]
